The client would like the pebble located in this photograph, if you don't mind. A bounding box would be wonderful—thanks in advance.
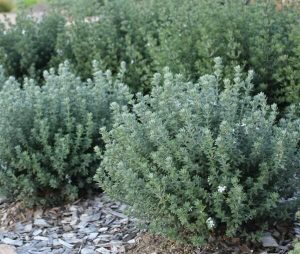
[2,238,23,247]
[261,233,279,247]
[81,247,96,254]
[33,236,49,241]
[34,219,51,228]
[0,244,16,254]
[96,247,111,254]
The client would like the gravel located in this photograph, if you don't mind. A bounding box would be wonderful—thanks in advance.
[0,195,140,254]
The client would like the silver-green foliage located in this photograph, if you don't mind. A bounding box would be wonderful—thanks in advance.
[95,58,300,245]
[0,61,132,206]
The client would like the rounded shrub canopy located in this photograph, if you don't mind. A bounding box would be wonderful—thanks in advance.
[95,58,300,245]
[0,61,132,206]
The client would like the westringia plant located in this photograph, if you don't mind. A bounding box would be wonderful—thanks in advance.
[95,58,300,245]
[0,61,132,206]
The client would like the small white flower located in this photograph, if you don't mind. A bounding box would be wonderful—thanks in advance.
[217,185,226,193]
[206,217,215,229]
[240,123,246,127]
[207,177,211,185]
[216,136,222,142]
[22,29,26,35]
[174,101,181,108]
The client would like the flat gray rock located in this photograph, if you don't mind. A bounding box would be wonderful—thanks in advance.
[261,234,279,247]
[81,247,96,254]
[1,238,23,247]
[34,219,51,228]
[0,244,16,254]
[0,196,6,205]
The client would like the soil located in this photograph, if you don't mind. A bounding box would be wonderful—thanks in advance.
[126,234,196,254]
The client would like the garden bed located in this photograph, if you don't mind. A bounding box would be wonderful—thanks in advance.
[0,196,299,253]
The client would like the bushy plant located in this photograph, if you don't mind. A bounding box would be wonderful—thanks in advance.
[0,0,14,12]
[52,0,300,105]
[0,12,65,82]
[1,0,299,106]
[289,242,300,254]
[95,59,300,245]
[16,0,39,8]
[0,61,132,207]
[49,0,104,17]
[53,0,156,93]
[146,0,300,106]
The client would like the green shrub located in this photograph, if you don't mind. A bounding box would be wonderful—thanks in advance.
[0,0,14,12]
[146,0,300,107]
[95,59,300,245]
[49,0,104,17]
[1,0,299,106]
[0,13,65,82]
[0,61,132,207]
[16,0,39,8]
[53,0,300,105]
[289,242,300,254]
[53,0,156,93]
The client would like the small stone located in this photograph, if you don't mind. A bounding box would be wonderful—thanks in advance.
[127,239,135,244]
[52,248,65,254]
[81,247,96,254]
[62,232,75,239]
[0,244,16,254]
[14,223,24,233]
[58,239,73,249]
[2,238,23,247]
[16,243,32,253]
[96,247,110,254]
[33,209,43,219]
[23,224,33,233]
[62,224,72,232]
[0,196,7,205]
[88,232,98,240]
[99,227,108,233]
[117,245,126,253]
[32,229,43,236]
[122,233,136,242]
[33,236,49,241]
[110,240,123,246]
[34,219,50,228]
[272,230,280,239]
[261,234,279,247]
[52,239,61,247]
[97,234,111,241]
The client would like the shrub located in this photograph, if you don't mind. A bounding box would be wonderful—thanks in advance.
[0,0,14,12]
[95,59,300,245]
[16,0,39,8]
[0,13,65,82]
[0,61,132,207]
[1,0,299,106]
[49,0,104,17]
[146,0,300,107]
[289,242,300,254]
[53,0,156,93]
[53,0,300,105]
